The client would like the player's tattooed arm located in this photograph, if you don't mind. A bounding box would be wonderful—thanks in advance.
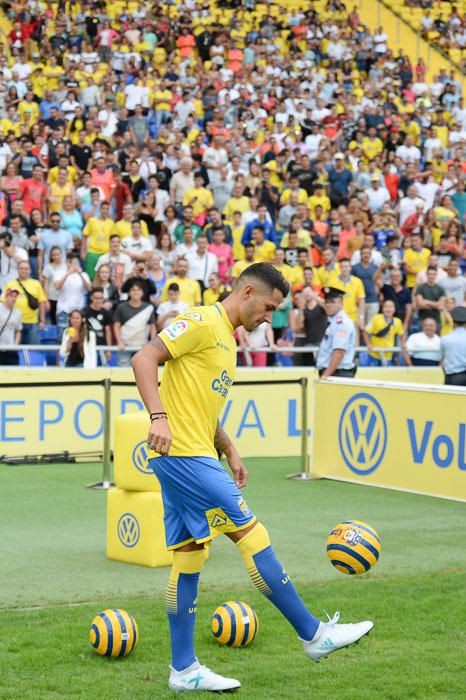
[214,420,233,454]
[150,335,173,363]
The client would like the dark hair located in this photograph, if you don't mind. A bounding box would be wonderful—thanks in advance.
[110,234,120,242]
[90,286,104,296]
[128,280,145,292]
[238,262,289,297]
[168,283,180,292]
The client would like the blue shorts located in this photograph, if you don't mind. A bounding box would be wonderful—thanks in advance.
[150,456,256,550]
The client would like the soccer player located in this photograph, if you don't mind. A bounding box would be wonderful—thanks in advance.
[132,263,373,693]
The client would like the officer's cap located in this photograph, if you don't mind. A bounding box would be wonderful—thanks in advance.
[451,306,466,324]
[323,285,345,299]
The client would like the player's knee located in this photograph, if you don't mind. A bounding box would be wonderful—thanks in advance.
[236,522,271,558]
[172,548,206,574]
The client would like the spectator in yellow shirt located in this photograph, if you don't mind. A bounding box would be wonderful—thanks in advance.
[160,257,201,306]
[81,201,115,278]
[182,173,214,221]
[7,261,46,344]
[272,248,297,286]
[362,127,384,161]
[280,177,308,206]
[48,167,75,214]
[316,247,340,287]
[113,203,149,239]
[251,225,276,262]
[363,299,407,366]
[308,183,331,219]
[403,233,431,288]
[202,272,231,305]
[17,91,40,124]
[230,244,256,283]
[338,258,366,329]
[223,183,251,221]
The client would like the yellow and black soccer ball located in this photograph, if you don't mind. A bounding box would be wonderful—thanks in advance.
[89,608,139,657]
[326,520,381,575]
[212,601,258,647]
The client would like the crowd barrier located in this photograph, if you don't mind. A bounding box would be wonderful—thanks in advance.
[0,367,444,461]
[311,378,466,502]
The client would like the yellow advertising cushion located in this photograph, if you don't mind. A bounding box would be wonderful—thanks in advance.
[114,412,161,492]
[107,488,172,568]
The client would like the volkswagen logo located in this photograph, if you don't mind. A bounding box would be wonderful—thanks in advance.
[338,393,387,475]
[117,513,140,548]
[132,440,153,475]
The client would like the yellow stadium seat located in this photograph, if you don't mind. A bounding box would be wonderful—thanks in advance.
[107,488,172,568]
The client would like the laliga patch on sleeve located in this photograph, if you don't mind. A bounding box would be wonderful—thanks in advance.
[164,319,189,340]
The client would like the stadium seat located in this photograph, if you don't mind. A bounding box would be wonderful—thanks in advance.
[19,351,46,367]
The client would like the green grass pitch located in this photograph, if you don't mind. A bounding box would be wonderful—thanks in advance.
[1,458,465,699]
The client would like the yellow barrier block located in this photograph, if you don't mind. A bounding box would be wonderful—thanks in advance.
[107,488,172,568]
[114,412,161,492]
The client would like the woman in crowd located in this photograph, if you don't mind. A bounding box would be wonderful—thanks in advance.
[1,162,22,211]
[237,320,276,368]
[42,245,67,326]
[163,204,180,239]
[137,190,159,242]
[92,263,119,311]
[59,309,97,368]
[147,252,167,303]
[60,195,84,252]
[155,230,176,275]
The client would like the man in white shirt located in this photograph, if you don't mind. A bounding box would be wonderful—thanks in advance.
[304,122,323,159]
[203,134,229,188]
[366,175,390,213]
[173,91,196,129]
[423,128,444,161]
[121,221,153,263]
[416,175,440,210]
[406,317,442,366]
[398,185,425,226]
[170,158,195,206]
[396,135,421,164]
[186,235,218,290]
[156,282,189,330]
[98,99,118,138]
[95,234,133,288]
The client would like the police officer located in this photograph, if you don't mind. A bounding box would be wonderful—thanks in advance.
[316,285,357,378]
[441,306,466,386]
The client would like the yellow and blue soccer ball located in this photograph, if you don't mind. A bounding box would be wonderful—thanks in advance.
[212,601,258,647]
[89,609,139,657]
[326,520,381,575]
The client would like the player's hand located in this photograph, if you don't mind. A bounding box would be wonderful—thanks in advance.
[228,453,249,488]
[147,417,172,455]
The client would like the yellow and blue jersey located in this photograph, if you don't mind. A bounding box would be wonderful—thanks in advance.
[158,303,237,458]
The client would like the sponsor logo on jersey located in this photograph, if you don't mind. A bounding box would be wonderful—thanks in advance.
[211,369,233,397]
[164,319,189,340]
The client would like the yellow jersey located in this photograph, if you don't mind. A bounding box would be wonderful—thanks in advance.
[273,263,297,287]
[83,217,115,254]
[231,224,245,261]
[182,187,214,217]
[203,285,230,305]
[7,279,46,324]
[48,182,74,214]
[366,314,404,360]
[113,219,149,239]
[280,188,308,206]
[223,196,251,220]
[158,303,237,457]
[160,276,201,306]
[404,247,431,288]
[316,263,340,288]
[231,259,255,279]
[252,239,276,262]
[339,275,365,321]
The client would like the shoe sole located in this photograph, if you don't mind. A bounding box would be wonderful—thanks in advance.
[169,684,241,693]
[311,624,374,663]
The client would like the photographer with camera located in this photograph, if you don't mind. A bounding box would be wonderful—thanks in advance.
[55,253,92,342]
[0,231,28,293]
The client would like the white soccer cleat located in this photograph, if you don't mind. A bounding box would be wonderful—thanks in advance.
[168,660,241,692]
[302,611,374,662]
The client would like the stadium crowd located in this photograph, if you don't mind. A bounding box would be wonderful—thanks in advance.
[0,0,465,369]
